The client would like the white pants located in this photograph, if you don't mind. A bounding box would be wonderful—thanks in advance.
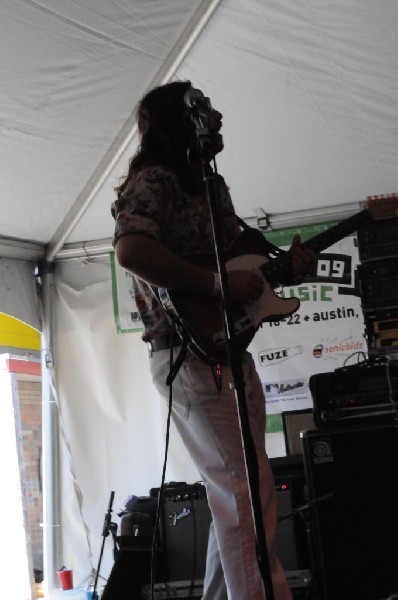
[150,348,292,600]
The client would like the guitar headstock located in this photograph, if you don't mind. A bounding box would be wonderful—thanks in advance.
[366,193,398,219]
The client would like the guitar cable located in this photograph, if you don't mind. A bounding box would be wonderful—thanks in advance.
[149,328,188,599]
[211,362,223,391]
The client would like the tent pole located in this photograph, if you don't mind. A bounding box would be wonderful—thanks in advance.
[41,269,63,595]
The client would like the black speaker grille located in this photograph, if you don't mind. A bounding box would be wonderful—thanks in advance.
[160,485,212,582]
[302,423,398,599]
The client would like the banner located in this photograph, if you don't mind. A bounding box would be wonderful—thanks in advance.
[248,225,365,432]
[110,252,142,333]
[110,223,366,432]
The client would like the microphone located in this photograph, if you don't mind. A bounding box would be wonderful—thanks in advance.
[184,88,214,154]
[183,88,207,109]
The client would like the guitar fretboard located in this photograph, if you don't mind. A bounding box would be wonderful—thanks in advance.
[263,209,371,281]
[302,210,370,254]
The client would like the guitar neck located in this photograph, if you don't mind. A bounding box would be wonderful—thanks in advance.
[301,209,370,254]
[263,208,371,281]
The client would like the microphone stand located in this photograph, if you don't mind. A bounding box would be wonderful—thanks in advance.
[92,491,118,600]
[386,353,398,417]
[190,105,275,600]
[277,492,334,598]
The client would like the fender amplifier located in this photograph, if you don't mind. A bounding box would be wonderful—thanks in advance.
[158,483,212,583]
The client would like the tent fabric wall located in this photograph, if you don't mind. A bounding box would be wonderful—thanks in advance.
[0,258,41,330]
[53,257,200,585]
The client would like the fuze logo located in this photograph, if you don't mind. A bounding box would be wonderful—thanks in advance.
[259,345,303,366]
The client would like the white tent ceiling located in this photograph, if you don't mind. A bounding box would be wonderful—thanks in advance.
[1,0,397,264]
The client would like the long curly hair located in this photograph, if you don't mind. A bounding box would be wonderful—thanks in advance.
[115,80,201,197]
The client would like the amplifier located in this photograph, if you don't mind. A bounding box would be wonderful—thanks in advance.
[359,258,398,309]
[363,308,398,355]
[142,579,203,599]
[302,423,398,599]
[155,473,312,595]
[158,483,212,583]
[309,358,397,427]
[271,458,312,580]
[357,215,398,261]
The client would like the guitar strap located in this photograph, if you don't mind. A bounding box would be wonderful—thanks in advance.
[152,285,223,388]
[236,215,250,230]
[165,333,188,386]
[150,285,189,384]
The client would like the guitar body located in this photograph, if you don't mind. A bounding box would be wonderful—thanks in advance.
[159,229,300,362]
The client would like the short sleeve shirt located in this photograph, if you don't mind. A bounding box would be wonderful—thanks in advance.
[112,165,240,341]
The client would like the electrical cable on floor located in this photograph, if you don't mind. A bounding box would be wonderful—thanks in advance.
[149,337,177,600]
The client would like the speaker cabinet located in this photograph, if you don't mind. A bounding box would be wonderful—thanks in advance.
[271,455,312,587]
[302,423,398,599]
[159,483,212,583]
[102,543,152,600]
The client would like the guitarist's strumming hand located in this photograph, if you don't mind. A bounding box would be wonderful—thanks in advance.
[226,269,265,305]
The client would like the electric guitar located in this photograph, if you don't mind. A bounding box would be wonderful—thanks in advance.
[158,194,398,362]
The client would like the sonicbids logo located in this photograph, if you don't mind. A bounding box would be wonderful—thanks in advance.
[313,344,323,358]
[312,340,364,358]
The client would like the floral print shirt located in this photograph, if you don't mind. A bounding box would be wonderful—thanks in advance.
[112,165,241,341]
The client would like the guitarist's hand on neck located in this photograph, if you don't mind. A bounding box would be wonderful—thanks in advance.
[288,234,318,284]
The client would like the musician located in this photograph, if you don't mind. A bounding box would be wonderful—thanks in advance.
[112,81,317,600]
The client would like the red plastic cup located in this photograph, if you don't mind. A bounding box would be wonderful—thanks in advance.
[57,569,73,590]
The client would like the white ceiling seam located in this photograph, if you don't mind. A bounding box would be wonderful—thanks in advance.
[16,0,161,56]
[55,238,113,262]
[45,0,224,263]
[0,237,45,262]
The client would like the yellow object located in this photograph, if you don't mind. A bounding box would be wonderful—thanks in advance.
[0,313,40,350]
